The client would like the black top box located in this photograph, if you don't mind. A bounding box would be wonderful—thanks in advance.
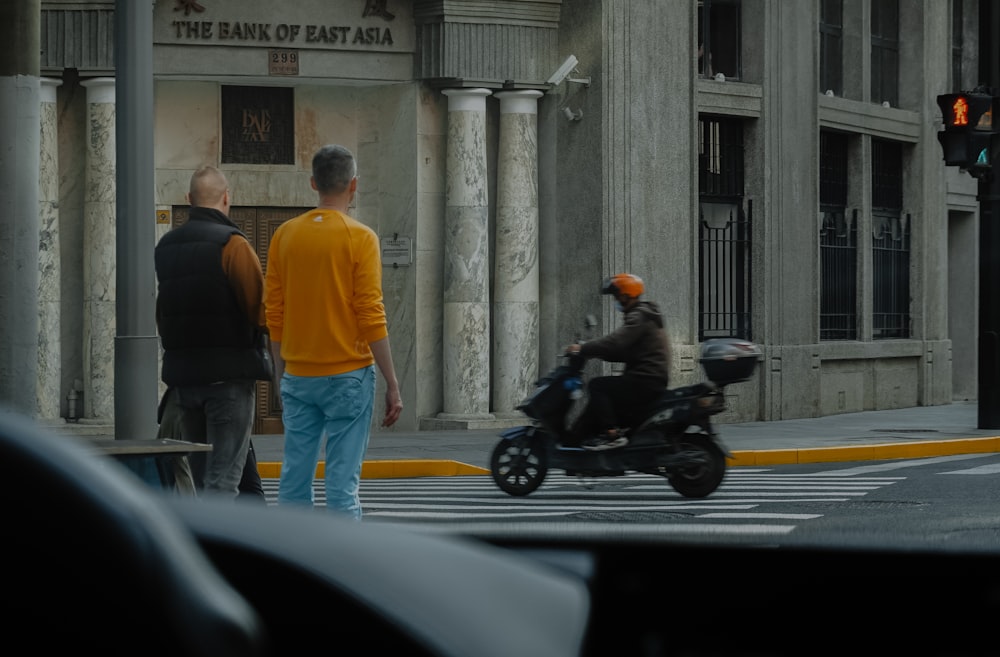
[699,338,761,385]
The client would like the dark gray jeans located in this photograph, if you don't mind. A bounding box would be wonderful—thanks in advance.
[176,380,255,498]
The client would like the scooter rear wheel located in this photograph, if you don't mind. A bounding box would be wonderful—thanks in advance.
[490,436,548,496]
[667,433,726,498]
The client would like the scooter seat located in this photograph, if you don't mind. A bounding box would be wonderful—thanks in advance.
[633,383,713,421]
[664,382,716,400]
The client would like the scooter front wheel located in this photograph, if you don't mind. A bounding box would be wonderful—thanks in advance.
[490,435,548,496]
[667,432,726,498]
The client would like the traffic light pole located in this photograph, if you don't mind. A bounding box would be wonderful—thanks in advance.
[978,174,1000,428]
[977,2,1000,429]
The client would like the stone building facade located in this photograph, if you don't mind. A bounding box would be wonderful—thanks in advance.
[3,0,982,434]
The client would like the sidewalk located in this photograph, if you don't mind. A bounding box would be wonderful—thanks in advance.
[248,401,1000,478]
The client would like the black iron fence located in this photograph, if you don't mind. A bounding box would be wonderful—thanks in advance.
[820,208,858,340]
[698,116,751,341]
[872,211,911,338]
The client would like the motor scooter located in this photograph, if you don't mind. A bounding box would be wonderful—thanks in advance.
[489,319,761,498]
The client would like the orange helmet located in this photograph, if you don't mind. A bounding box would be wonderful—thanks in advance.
[601,273,644,299]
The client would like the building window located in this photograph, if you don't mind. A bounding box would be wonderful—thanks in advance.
[698,0,741,80]
[951,0,963,92]
[819,130,856,340]
[699,116,744,196]
[870,0,899,106]
[819,0,843,96]
[698,116,751,341]
[221,86,295,165]
[871,139,910,339]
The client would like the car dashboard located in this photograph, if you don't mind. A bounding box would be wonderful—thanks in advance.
[4,408,999,657]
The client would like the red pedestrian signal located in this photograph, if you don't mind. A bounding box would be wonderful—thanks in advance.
[937,92,993,131]
[936,91,998,177]
[952,97,969,127]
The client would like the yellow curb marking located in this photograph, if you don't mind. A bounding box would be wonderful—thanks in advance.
[256,437,1000,479]
[257,460,488,480]
[727,436,1000,466]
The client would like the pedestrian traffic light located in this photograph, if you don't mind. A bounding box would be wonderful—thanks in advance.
[937,127,996,172]
[965,131,996,174]
[936,91,997,177]
[938,92,994,131]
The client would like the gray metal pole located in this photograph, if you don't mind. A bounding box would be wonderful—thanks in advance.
[976,2,1000,429]
[114,0,159,440]
[0,0,40,416]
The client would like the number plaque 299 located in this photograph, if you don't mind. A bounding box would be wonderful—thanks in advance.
[268,49,300,76]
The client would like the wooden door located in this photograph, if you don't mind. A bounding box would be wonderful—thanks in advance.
[251,207,310,434]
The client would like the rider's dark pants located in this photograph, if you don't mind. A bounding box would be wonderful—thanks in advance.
[571,374,666,439]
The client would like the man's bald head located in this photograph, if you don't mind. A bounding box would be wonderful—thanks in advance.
[187,166,230,211]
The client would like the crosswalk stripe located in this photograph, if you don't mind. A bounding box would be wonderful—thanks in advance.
[938,462,1000,475]
[406,522,800,536]
[259,468,897,523]
[813,453,990,476]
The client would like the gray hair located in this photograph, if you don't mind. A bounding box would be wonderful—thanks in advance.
[311,144,357,194]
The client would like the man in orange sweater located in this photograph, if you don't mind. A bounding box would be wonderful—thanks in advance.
[264,144,403,518]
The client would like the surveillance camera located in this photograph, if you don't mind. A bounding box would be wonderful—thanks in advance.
[561,106,583,121]
[547,55,579,86]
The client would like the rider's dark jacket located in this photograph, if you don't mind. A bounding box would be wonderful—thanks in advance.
[578,300,672,387]
[155,207,262,386]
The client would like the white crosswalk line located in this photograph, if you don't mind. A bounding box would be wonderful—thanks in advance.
[363,502,760,512]
[938,462,1000,475]
[260,466,905,535]
[812,453,990,476]
[405,522,799,536]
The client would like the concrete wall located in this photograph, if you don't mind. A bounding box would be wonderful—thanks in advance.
[29,0,979,430]
[150,80,429,430]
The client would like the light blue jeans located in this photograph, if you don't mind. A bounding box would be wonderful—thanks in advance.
[277,366,375,519]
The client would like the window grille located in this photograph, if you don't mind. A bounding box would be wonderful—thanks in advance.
[820,130,856,340]
[820,210,858,340]
[871,139,910,338]
[698,117,744,196]
[698,116,751,341]
[221,86,295,165]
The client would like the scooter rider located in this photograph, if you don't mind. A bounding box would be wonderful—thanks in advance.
[565,273,672,450]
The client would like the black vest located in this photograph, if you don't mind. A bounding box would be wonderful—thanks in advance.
[155,208,259,386]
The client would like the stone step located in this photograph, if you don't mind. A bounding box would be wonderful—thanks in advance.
[44,421,116,439]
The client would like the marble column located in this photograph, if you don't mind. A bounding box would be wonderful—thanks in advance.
[0,75,40,416]
[81,77,116,421]
[492,90,543,417]
[36,78,62,421]
[438,88,493,421]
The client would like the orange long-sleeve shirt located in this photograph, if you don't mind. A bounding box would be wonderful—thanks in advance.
[264,208,387,377]
[221,236,265,327]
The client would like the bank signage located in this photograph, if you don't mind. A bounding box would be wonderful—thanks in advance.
[156,0,412,52]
